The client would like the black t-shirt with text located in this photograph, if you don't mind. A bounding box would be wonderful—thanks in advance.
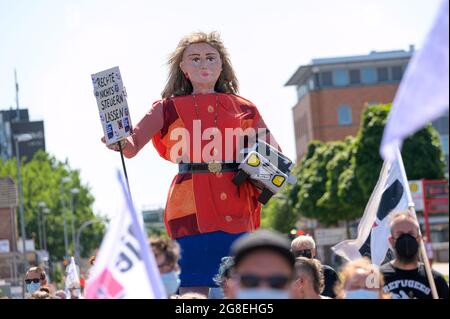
[380,262,449,299]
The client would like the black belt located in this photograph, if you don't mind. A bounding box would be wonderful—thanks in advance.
[179,162,240,174]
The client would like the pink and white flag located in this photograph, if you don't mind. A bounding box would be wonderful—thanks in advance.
[84,171,166,299]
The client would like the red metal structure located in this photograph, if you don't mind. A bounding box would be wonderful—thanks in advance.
[422,179,449,242]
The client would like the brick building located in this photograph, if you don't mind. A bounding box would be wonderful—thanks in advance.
[0,177,20,283]
[286,48,415,161]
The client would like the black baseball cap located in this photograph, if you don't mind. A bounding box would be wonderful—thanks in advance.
[231,230,295,269]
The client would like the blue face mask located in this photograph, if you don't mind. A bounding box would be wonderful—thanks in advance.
[26,282,41,294]
[345,289,379,299]
[236,288,289,299]
[209,287,225,299]
[161,271,180,296]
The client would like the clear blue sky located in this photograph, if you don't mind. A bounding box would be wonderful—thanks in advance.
[0,0,444,219]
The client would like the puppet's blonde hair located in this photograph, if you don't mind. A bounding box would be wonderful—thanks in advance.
[161,31,239,98]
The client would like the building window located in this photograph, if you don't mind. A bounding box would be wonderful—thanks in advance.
[333,69,349,86]
[314,73,320,88]
[377,67,389,82]
[338,105,352,125]
[392,66,403,81]
[320,71,333,87]
[308,78,315,90]
[349,69,361,84]
[361,67,377,84]
[296,84,308,100]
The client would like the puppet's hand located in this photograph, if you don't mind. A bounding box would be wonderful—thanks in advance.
[101,136,127,152]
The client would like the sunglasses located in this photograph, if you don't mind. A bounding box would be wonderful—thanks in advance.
[237,274,292,289]
[25,278,40,284]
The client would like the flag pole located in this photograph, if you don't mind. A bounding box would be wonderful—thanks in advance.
[395,147,439,299]
[118,141,132,200]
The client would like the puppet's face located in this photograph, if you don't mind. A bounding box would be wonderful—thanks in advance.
[180,42,222,90]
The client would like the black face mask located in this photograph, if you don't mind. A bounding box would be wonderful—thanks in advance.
[394,233,419,262]
[294,249,313,259]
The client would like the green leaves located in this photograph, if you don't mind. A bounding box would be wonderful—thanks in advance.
[262,103,446,232]
[0,150,106,262]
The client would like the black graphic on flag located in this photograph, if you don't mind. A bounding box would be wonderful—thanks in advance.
[358,180,404,260]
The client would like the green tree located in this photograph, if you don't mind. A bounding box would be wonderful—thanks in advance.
[261,142,323,233]
[296,141,346,225]
[317,137,364,224]
[0,150,106,262]
[354,104,446,199]
[51,263,64,288]
[261,167,301,234]
[263,103,446,231]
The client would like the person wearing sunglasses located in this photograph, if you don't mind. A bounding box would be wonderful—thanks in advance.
[228,230,295,299]
[291,235,339,298]
[24,266,47,295]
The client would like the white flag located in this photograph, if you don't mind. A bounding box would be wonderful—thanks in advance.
[332,150,410,265]
[84,171,166,299]
[380,0,449,161]
[65,256,81,299]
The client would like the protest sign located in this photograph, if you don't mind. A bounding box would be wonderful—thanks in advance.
[92,66,132,146]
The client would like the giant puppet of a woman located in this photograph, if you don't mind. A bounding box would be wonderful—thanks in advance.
[102,32,282,295]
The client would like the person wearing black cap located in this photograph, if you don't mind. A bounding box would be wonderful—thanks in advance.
[228,229,295,299]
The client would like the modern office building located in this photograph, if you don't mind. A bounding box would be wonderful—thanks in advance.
[0,108,45,162]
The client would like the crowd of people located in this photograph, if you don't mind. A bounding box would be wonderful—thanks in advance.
[19,210,448,299]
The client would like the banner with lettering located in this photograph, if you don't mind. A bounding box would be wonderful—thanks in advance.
[84,171,166,299]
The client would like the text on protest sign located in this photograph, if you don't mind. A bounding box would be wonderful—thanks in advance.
[92,66,132,146]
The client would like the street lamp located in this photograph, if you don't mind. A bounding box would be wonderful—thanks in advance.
[75,219,102,264]
[61,176,71,258]
[40,206,50,252]
[37,202,50,281]
[14,133,33,272]
[37,202,47,250]
[69,188,80,256]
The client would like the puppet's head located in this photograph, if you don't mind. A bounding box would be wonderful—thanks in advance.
[162,31,239,98]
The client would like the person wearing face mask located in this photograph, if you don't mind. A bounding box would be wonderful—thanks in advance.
[227,230,295,299]
[335,257,390,299]
[150,237,181,297]
[380,212,449,299]
[24,266,47,297]
[291,235,339,298]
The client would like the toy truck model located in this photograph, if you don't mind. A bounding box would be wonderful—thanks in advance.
[232,140,297,204]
